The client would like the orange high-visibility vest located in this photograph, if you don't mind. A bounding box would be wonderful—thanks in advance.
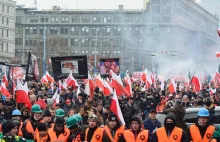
[25,119,45,139]
[156,127,182,142]
[124,129,149,142]
[35,132,48,142]
[90,128,104,142]
[18,121,23,137]
[48,127,70,142]
[72,133,82,142]
[156,103,165,113]
[189,124,215,142]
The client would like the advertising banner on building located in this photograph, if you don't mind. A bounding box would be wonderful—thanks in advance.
[100,58,120,75]
[26,52,39,81]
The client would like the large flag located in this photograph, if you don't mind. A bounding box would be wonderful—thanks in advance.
[216,52,220,58]
[52,89,60,104]
[103,79,113,96]
[95,74,104,91]
[58,80,64,90]
[26,52,39,81]
[111,70,130,97]
[110,90,125,125]
[63,71,79,88]
[46,71,54,83]
[85,73,95,98]
[141,68,152,87]
[217,28,220,37]
[1,82,11,97]
[41,75,48,84]
[168,79,176,94]
[124,76,132,96]
[191,76,201,93]
[16,80,32,110]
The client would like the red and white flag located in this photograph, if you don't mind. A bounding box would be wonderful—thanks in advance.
[216,52,220,58]
[63,71,79,88]
[46,71,54,83]
[95,74,104,91]
[124,76,132,96]
[110,90,125,125]
[141,68,152,87]
[52,89,60,104]
[111,70,130,97]
[210,88,216,95]
[1,81,11,97]
[85,73,95,98]
[16,80,32,110]
[41,75,48,84]
[191,76,202,93]
[168,79,176,94]
[2,72,9,87]
[217,28,220,37]
[160,81,165,90]
[58,80,64,90]
[103,79,113,96]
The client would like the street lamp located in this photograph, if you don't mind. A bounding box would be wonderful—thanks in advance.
[151,53,156,72]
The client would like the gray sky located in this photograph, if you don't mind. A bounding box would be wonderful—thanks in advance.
[15,0,143,10]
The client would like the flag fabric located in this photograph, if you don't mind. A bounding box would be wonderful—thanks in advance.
[63,71,79,88]
[191,76,201,93]
[168,79,176,94]
[160,81,165,90]
[41,75,48,84]
[111,70,130,97]
[1,82,11,97]
[141,69,152,87]
[58,80,64,90]
[85,73,95,98]
[35,100,47,109]
[52,89,60,104]
[216,52,220,58]
[76,87,81,97]
[110,90,125,125]
[95,74,104,91]
[217,28,220,37]
[124,76,132,96]
[103,79,113,96]
[46,71,54,83]
[12,80,16,95]
[26,52,39,81]
[16,79,32,110]
[2,72,9,87]
[210,88,216,95]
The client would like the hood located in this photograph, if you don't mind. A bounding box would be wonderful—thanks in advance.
[164,112,176,124]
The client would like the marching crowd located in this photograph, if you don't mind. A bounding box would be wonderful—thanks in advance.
[0,79,220,142]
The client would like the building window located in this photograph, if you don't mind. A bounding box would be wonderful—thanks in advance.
[163,6,171,13]
[162,17,171,23]
[114,17,122,23]
[92,39,100,47]
[33,27,37,34]
[81,39,90,46]
[102,39,110,47]
[81,27,89,35]
[6,30,8,37]
[71,27,79,35]
[113,51,121,57]
[50,27,58,34]
[55,17,59,22]
[92,28,100,35]
[102,51,110,57]
[134,27,142,35]
[135,17,143,23]
[152,6,160,13]
[51,17,55,22]
[45,17,48,22]
[41,17,44,22]
[92,51,99,55]
[2,5,4,12]
[102,27,111,35]
[25,27,29,34]
[71,38,79,46]
[72,16,79,23]
[7,6,9,13]
[152,17,160,23]
[92,17,101,23]
[104,17,111,23]
[114,39,121,47]
[26,17,30,22]
[15,38,23,46]
[40,27,43,34]
[61,27,68,34]
[66,17,69,22]
[6,18,8,25]
[124,17,133,23]
[113,27,121,35]
[82,17,90,23]
[81,50,89,56]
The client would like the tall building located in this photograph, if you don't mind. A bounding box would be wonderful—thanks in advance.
[195,0,220,26]
[0,0,16,62]
[15,0,220,74]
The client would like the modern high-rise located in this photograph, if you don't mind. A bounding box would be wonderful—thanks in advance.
[0,0,16,62]
[15,0,220,74]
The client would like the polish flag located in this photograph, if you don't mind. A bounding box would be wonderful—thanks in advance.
[216,70,220,79]
[58,80,64,90]
[191,76,202,93]
[85,73,95,98]
[141,69,152,87]
[41,75,48,84]
[168,79,176,94]
[103,79,113,96]
[12,80,16,95]
[16,80,32,110]
[216,52,220,58]
[95,74,104,91]
[160,81,165,90]
[52,89,60,104]
[64,71,79,88]
[1,82,11,97]
[110,90,125,125]
[2,72,9,87]
[124,76,132,96]
[111,70,130,97]
[46,71,54,83]
[210,88,216,95]
[76,87,81,97]
[151,73,156,88]
[217,28,220,37]
[35,100,47,109]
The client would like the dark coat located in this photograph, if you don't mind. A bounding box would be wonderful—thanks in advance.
[163,104,187,131]
[144,118,161,133]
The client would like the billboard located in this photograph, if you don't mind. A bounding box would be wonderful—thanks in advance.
[51,56,88,80]
[100,58,120,75]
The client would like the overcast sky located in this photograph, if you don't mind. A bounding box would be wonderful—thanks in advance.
[15,0,143,10]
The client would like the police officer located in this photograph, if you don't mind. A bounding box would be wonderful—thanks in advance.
[21,104,45,140]
[188,108,216,142]
[119,116,154,142]
[154,112,188,142]
[0,120,34,142]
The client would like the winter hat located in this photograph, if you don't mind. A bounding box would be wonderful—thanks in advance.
[108,113,119,122]
[130,116,141,125]
[43,109,51,117]
[38,123,47,131]
[164,112,176,124]
[55,117,65,125]
[175,99,182,105]
[66,99,71,104]
[88,114,98,121]
[2,120,16,134]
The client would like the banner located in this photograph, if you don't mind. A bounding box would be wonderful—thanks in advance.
[10,67,26,80]
[100,58,120,75]
[0,64,9,80]
[26,52,39,81]
[51,56,88,80]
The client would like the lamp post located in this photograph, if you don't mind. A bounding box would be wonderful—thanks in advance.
[43,17,47,75]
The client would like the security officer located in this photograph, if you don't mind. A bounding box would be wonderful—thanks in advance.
[66,114,83,142]
[21,104,45,140]
[154,112,188,142]
[189,108,216,142]
[48,117,70,142]
[119,116,154,142]
[0,120,34,142]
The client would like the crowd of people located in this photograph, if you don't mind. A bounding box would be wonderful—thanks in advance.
[0,78,220,142]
